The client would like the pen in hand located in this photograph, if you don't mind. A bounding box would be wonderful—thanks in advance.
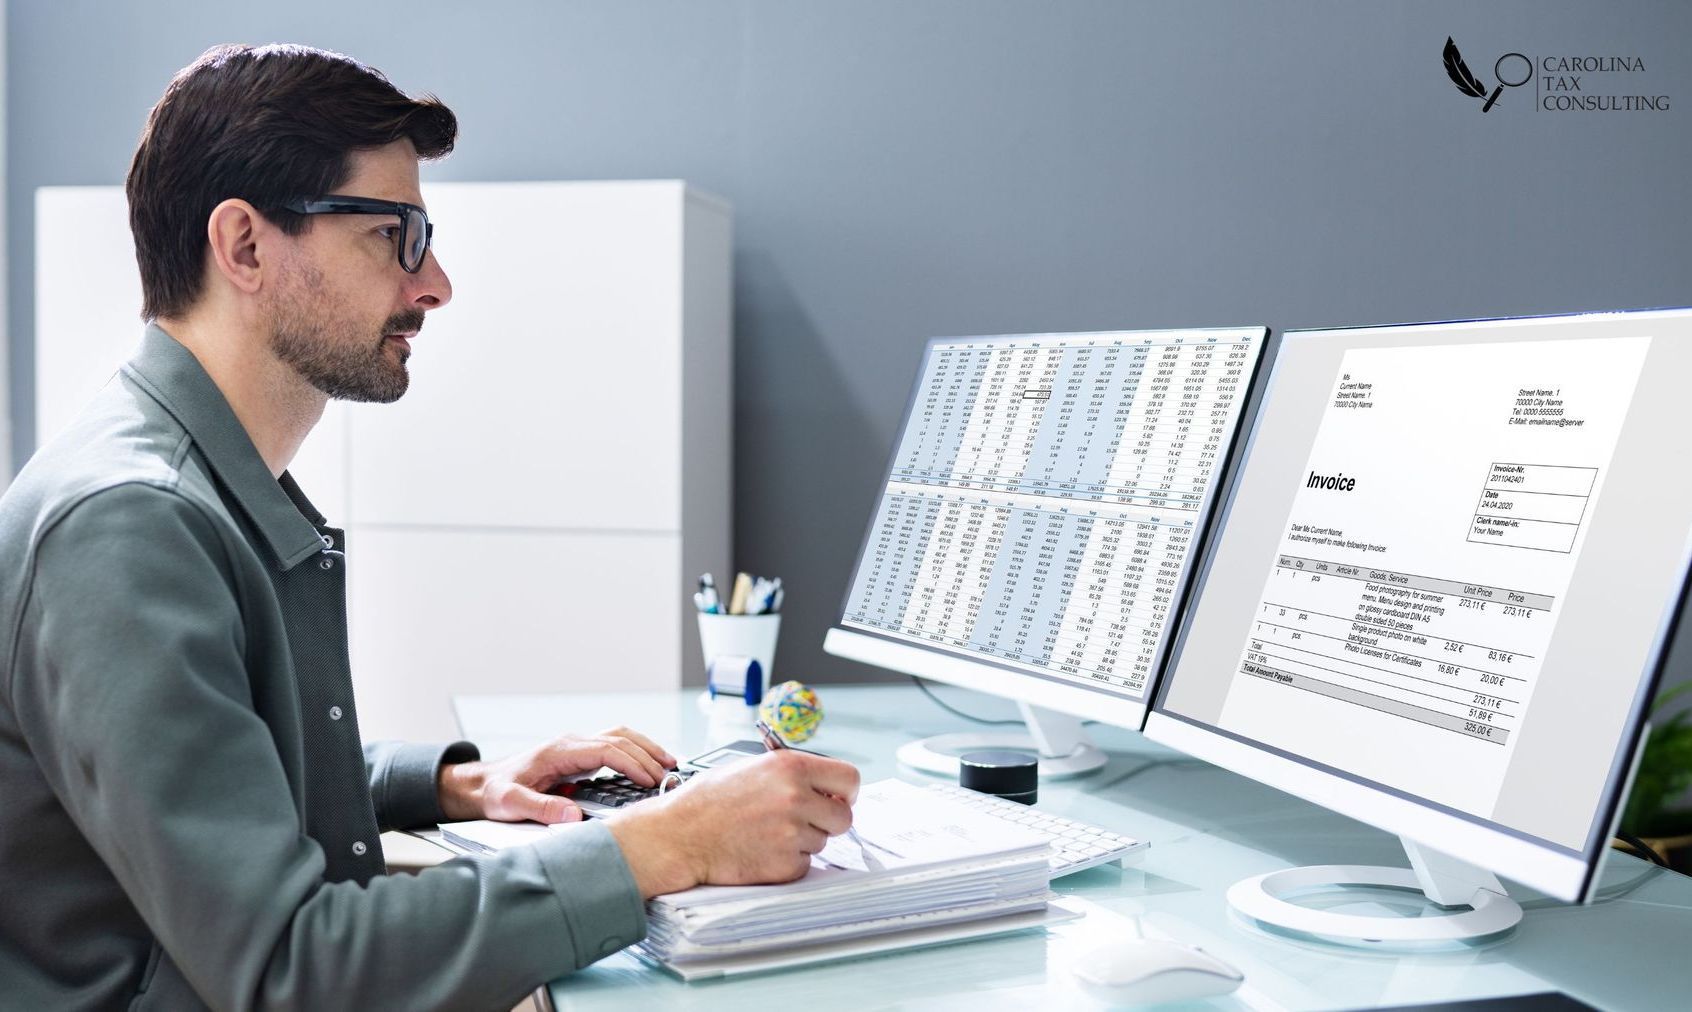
[754,719,880,869]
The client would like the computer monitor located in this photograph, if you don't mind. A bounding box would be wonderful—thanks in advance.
[824,327,1269,775]
[1146,308,1692,945]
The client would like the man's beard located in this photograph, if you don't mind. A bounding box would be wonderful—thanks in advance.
[267,263,423,404]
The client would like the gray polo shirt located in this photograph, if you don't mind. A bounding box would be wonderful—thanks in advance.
[0,325,646,1009]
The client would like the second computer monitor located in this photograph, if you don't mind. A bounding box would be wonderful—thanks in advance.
[1148,308,1692,922]
[825,327,1268,769]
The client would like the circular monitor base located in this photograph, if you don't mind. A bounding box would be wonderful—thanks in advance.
[1228,865,1523,947]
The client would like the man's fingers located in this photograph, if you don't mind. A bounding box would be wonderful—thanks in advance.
[794,825,829,857]
[793,752,861,805]
[611,739,668,785]
[530,736,658,786]
[529,787,582,824]
[818,792,852,839]
[596,740,667,787]
[776,783,853,838]
[599,726,678,769]
[491,782,581,824]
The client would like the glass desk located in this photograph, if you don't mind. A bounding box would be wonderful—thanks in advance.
[452,686,1692,1011]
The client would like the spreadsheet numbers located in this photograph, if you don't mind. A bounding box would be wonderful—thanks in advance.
[843,329,1266,699]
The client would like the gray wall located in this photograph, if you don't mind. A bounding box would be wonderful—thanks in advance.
[7,1,1691,704]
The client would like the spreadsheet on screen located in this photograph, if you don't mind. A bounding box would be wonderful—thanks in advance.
[841,329,1265,702]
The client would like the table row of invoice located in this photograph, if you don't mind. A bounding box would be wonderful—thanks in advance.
[1238,554,1548,746]
[890,334,1254,507]
[844,486,1193,694]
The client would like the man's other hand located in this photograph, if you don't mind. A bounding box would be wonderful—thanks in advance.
[437,727,679,823]
[604,750,861,898]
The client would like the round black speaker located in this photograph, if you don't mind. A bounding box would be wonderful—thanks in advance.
[958,750,1039,805]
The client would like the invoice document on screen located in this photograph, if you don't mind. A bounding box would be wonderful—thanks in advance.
[1217,336,1649,820]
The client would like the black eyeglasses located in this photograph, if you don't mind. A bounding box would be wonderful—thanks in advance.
[282,195,434,273]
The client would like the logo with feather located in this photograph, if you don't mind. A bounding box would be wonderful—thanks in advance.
[1444,37,1532,112]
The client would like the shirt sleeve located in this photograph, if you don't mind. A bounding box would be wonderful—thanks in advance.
[9,483,646,1009]
[363,739,480,831]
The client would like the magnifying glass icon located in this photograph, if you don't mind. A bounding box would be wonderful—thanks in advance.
[1483,53,1532,112]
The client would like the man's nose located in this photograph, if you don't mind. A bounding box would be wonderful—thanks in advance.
[410,248,452,310]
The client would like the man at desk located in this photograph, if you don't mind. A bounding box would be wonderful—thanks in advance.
[0,43,858,1009]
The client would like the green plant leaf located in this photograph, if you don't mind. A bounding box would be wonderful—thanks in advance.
[1619,682,1692,835]
[1652,680,1692,716]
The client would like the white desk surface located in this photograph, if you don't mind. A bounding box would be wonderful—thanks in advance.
[452,685,1692,1011]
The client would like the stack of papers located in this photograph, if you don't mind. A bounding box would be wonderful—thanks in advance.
[638,779,1054,976]
[438,779,1068,979]
[437,818,564,855]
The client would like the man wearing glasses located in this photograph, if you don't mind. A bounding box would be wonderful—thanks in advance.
[0,44,858,1009]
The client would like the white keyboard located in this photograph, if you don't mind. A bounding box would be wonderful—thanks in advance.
[926,783,1147,877]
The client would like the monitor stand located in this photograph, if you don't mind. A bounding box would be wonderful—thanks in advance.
[1226,836,1524,947]
[896,701,1109,779]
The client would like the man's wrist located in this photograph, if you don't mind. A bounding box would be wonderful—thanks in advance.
[606,806,702,899]
[437,760,488,821]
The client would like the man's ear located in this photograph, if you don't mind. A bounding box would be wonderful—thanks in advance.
[204,198,269,296]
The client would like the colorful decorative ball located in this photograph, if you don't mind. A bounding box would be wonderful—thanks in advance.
[759,680,823,743]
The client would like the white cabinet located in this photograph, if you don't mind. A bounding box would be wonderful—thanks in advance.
[36,181,731,742]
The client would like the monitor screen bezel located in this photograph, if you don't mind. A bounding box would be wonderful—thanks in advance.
[1145,308,1692,902]
[828,326,1272,729]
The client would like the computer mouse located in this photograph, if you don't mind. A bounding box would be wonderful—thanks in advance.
[1070,937,1244,1007]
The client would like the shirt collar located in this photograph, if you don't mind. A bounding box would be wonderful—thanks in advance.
[121,323,328,570]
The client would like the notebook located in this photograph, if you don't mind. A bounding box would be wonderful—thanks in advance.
[439,778,1079,979]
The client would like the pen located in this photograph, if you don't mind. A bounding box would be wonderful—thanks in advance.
[696,573,721,614]
[755,719,879,867]
[758,576,782,615]
[754,718,786,753]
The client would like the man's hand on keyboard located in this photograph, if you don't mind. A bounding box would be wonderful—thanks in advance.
[606,749,861,898]
[436,726,679,823]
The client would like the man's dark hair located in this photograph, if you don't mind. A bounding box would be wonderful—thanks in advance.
[126,43,457,321]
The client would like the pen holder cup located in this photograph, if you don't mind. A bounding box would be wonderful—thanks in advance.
[698,613,781,703]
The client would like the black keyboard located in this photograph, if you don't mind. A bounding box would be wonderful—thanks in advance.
[547,740,765,816]
[553,770,696,814]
